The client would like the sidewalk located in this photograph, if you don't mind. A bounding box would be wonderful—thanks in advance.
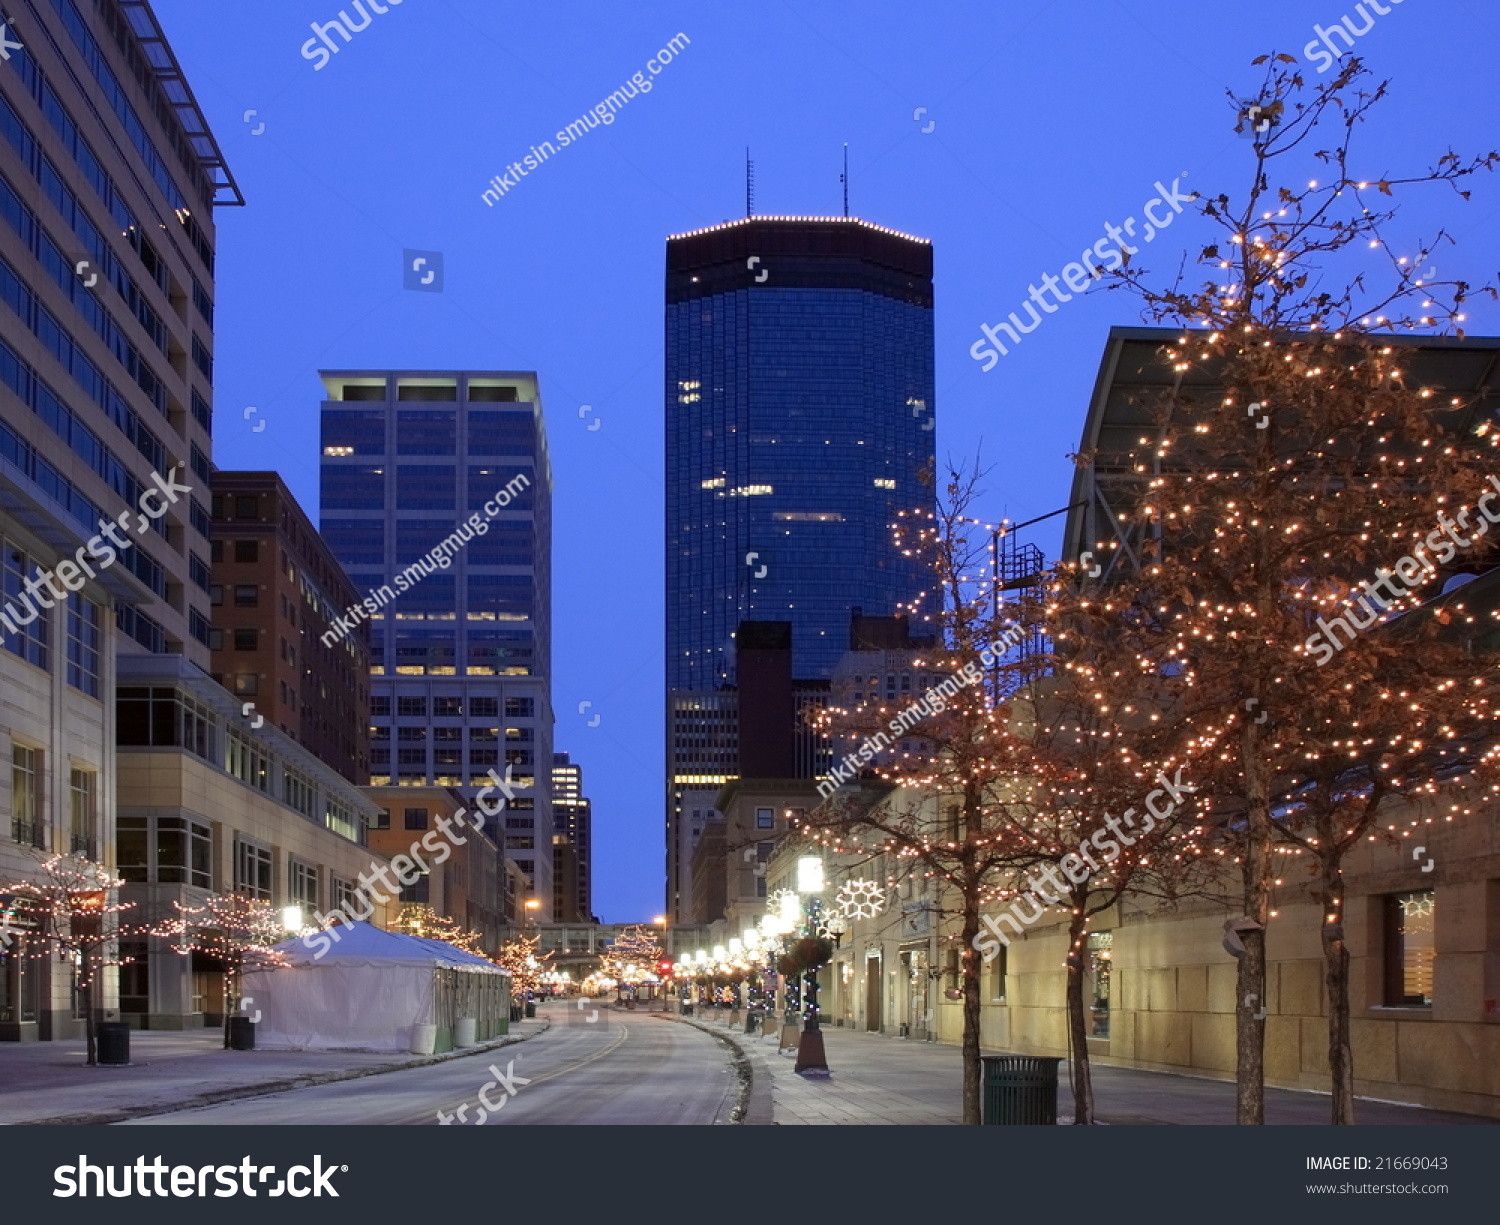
[680,1012,1498,1126]
[0,1015,550,1125]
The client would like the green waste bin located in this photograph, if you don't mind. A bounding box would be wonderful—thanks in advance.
[981,1055,1061,1125]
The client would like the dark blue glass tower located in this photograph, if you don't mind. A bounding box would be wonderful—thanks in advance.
[664,217,936,919]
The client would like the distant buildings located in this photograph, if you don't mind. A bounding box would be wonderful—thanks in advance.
[364,786,505,955]
[318,371,555,911]
[551,752,592,924]
[663,216,937,921]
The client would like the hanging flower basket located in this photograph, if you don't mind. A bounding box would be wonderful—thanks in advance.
[781,937,834,973]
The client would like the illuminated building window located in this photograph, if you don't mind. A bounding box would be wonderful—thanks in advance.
[1384,890,1435,1006]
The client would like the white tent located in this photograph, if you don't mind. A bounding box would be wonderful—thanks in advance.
[242,922,511,1053]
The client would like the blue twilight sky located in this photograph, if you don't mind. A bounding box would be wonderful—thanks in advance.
[149,0,1500,922]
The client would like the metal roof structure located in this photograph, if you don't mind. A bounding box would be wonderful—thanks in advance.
[1062,327,1500,582]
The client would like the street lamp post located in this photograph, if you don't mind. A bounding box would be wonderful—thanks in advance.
[654,915,668,1010]
[793,856,831,1075]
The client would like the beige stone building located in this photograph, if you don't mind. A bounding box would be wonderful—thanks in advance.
[116,656,388,1028]
[0,0,233,1040]
[786,780,1500,1119]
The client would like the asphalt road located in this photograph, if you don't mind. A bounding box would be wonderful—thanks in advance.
[119,1004,740,1126]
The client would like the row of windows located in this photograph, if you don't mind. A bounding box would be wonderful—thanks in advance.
[371,773,535,789]
[118,817,333,914]
[51,0,205,218]
[117,687,368,842]
[321,465,537,512]
[371,749,528,767]
[377,665,533,678]
[8,746,98,855]
[0,283,160,530]
[0,168,168,419]
[371,696,533,718]
[2,48,179,350]
[371,726,528,743]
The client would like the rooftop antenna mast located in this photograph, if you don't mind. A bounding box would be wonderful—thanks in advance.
[841,144,849,217]
[746,148,754,218]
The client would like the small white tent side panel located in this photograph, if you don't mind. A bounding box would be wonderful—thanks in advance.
[242,922,506,1053]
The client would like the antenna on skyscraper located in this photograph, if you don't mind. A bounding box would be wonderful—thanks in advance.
[841,144,849,217]
[746,148,754,218]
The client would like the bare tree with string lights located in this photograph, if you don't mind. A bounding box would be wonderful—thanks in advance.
[800,466,1070,1124]
[154,895,290,1049]
[1073,52,1500,1123]
[388,905,490,959]
[4,854,150,1066]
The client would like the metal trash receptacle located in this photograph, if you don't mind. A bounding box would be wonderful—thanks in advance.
[97,1022,130,1065]
[228,1016,256,1050]
[981,1054,1061,1124]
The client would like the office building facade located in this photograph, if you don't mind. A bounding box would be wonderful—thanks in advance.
[210,471,370,784]
[0,0,234,1038]
[663,217,936,921]
[550,751,592,924]
[318,371,555,909]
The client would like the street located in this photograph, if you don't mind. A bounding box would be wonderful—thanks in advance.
[119,1006,739,1126]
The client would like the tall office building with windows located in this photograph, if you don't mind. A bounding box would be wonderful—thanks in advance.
[0,0,235,1038]
[664,216,936,921]
[318,371,555,907]
[550,751,592,924]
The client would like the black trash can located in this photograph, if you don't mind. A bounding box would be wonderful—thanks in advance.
[227,1015,256,1050]
[744,1008,763,1035]
[509,1004,523,1022]
[981,1055,1061,1125]
[524,1002,536,1018]
[96,1022,130,1066]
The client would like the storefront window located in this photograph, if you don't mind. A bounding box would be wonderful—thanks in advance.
[1088,931,1112,1038]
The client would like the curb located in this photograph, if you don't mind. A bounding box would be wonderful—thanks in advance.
[656,1011,773,1125]
[24,1016,554,1126]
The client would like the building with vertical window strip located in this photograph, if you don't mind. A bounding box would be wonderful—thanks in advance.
[664,217,936,923]
[0,0,233,1039]
[318,371,554,912]
[551,752,592,924]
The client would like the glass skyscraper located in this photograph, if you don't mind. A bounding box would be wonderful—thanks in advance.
[318,371,554,907]
[664,217,936,921]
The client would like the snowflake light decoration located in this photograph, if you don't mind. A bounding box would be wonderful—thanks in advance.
[834,879,887,920]
[766,889,800,927]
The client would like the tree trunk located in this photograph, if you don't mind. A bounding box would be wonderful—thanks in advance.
[1065,905,1094,1125]
[223,967,236,1049]
[1320,853,1355,1124]
[82,962,97,1069]
[1237,721,1273,1125]
[961,900,983,1125]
